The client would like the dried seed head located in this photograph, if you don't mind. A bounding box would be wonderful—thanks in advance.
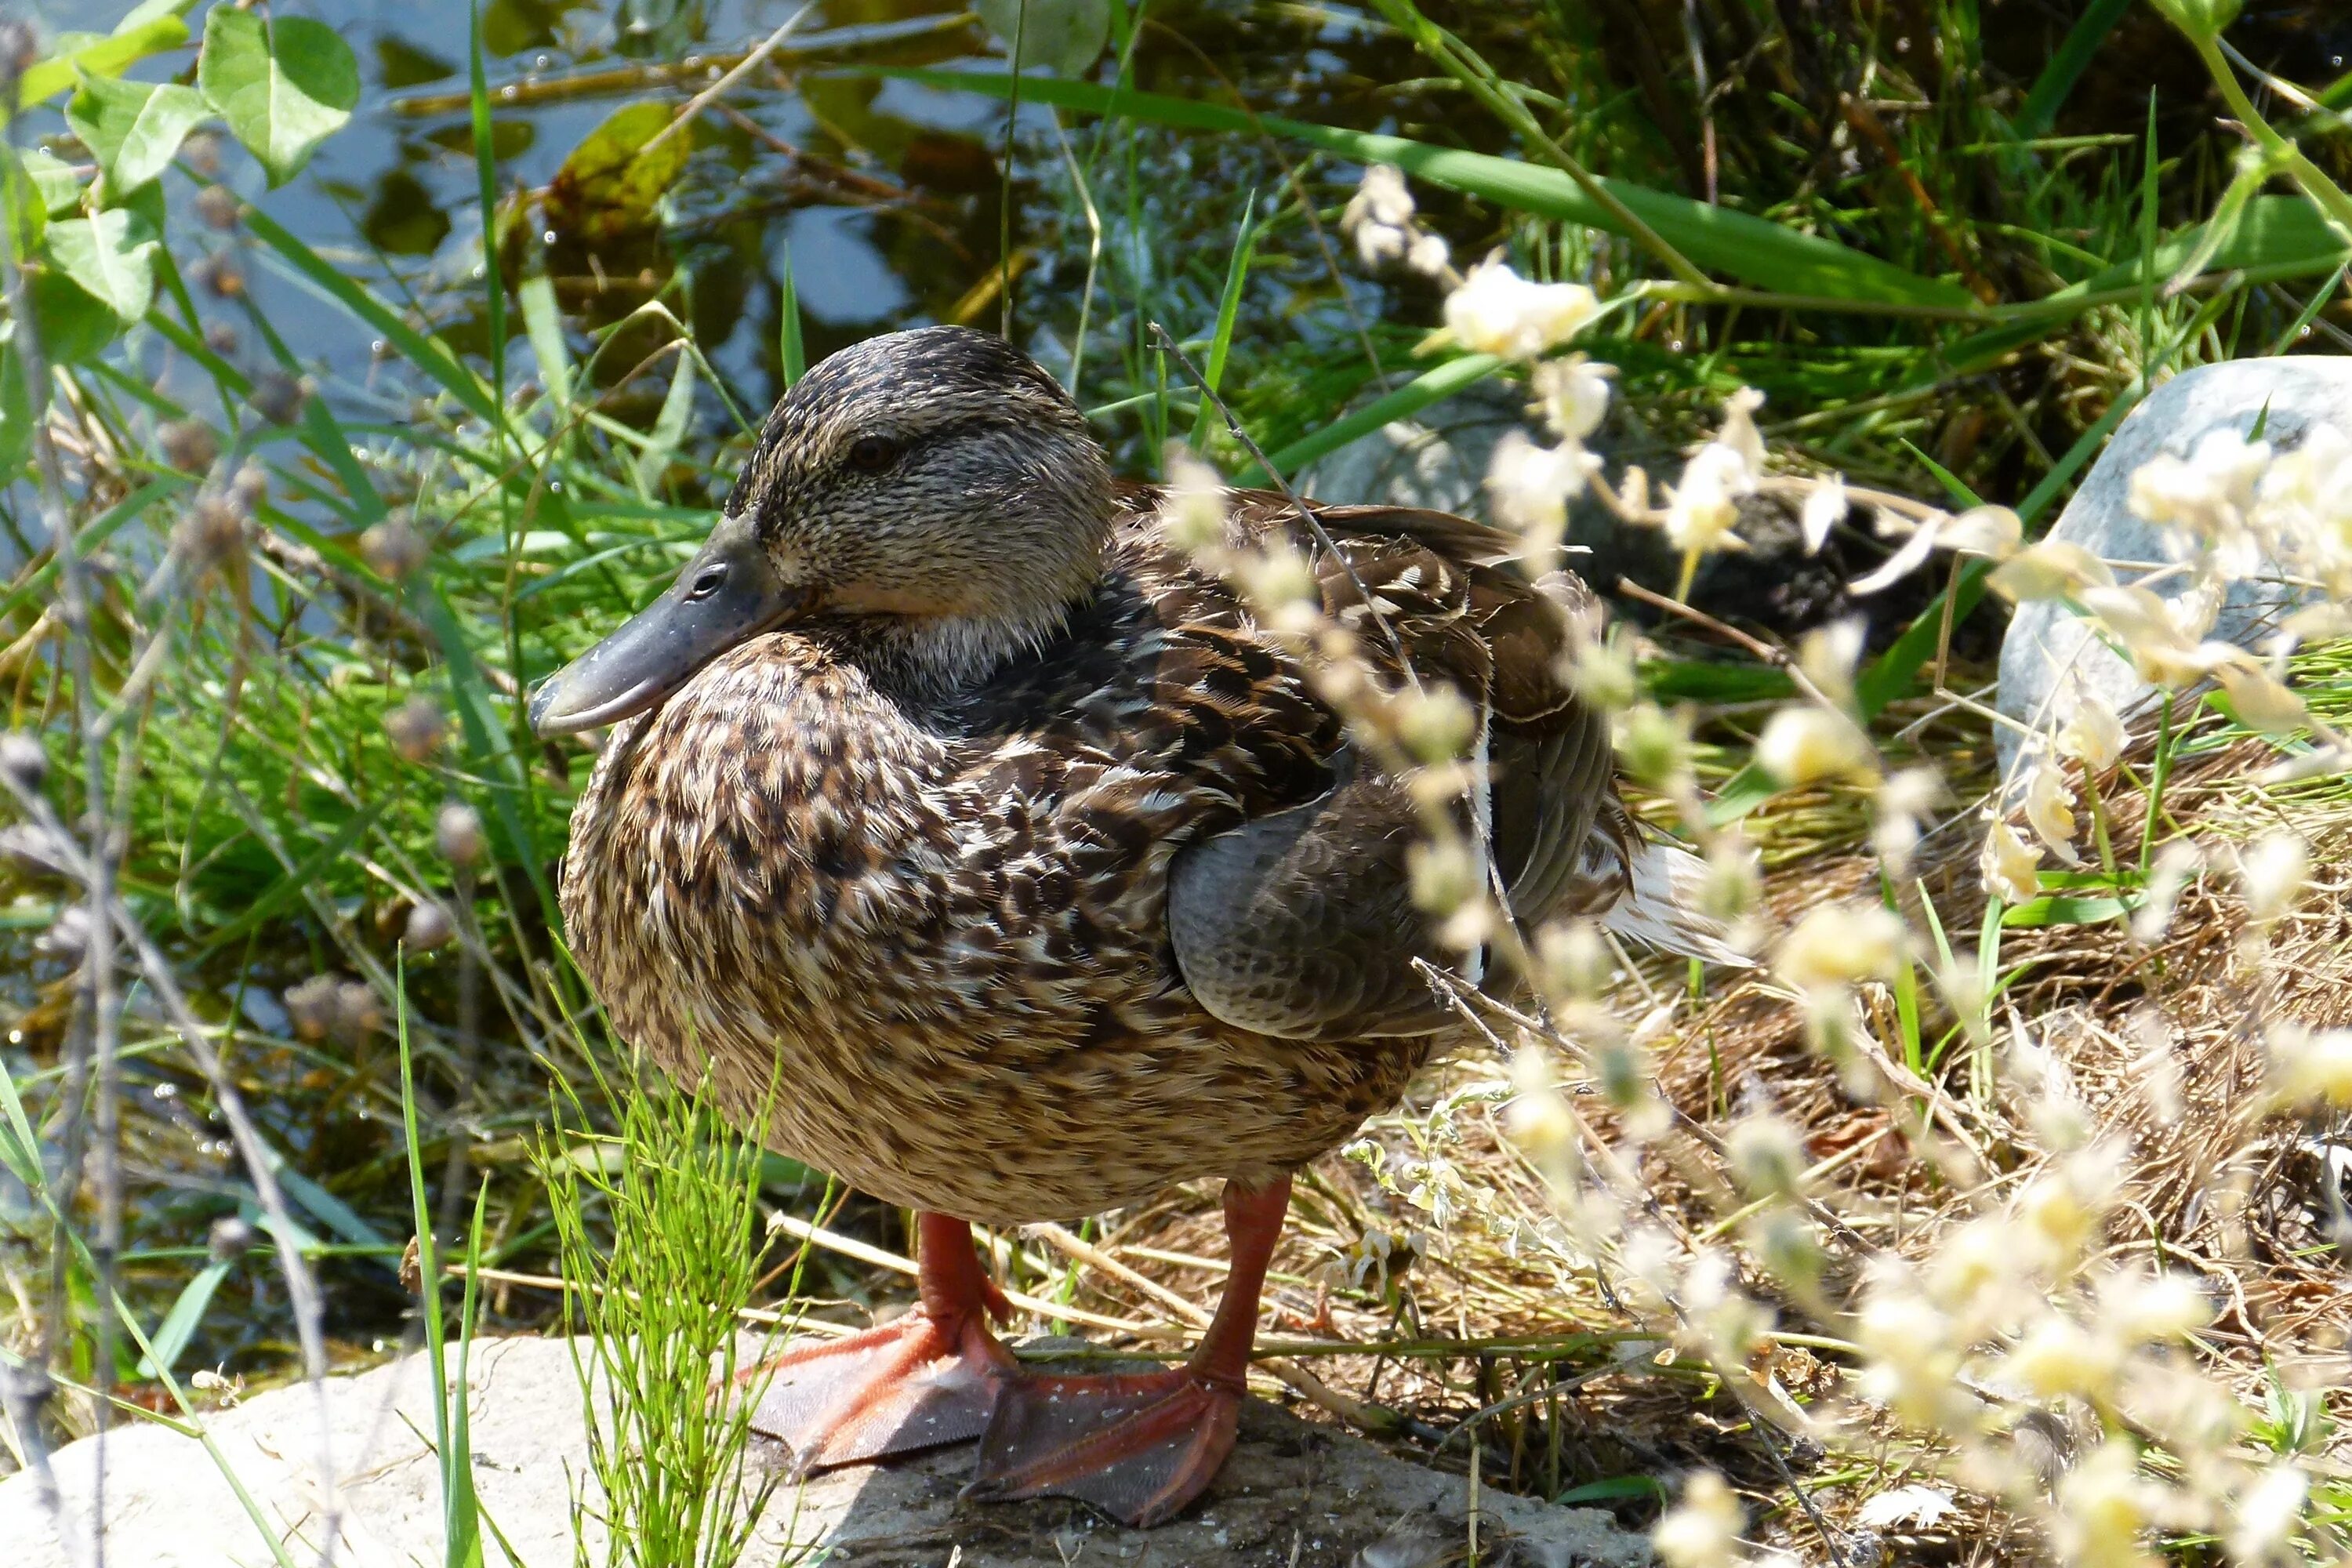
[230,463,268,512]
[194,183,241,230]
[38,905,91,964]
[207,1215,254,1265]
[248,371,310,426]
[174,492,249,572]
[402,900,454,952]
[361,514,430,581]
[203,257,246,299]
[0,732,48,795]
[159,418,220,475]
[202,319,240,355]
[0,22,36,89]
[282,974,383,1046]
[1727,1111,1807,1201]
[384,698,446,764]
[436,801,486,868]
[180,131,223,179]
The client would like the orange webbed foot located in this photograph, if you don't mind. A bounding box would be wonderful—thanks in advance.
[965,1366,1243,1526]
[747,1306,1016,1473]
[746,1213,1018,1473]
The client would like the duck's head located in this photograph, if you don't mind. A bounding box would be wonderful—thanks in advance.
[528,325,1112,736]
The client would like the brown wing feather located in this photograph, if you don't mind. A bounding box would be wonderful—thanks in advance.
[1149,485,1629,1040]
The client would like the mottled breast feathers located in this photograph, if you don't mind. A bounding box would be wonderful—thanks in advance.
[557,482,1630,1223]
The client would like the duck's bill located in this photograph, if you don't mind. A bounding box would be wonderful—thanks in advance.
[528,514,807,738]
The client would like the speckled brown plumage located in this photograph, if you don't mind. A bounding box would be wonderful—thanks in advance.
[560,475,1627,1227]
[537,327,1737,1520]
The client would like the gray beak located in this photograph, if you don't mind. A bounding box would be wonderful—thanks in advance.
[528,514,807,738]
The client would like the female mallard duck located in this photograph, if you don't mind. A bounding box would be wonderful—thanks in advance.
[530,326,1733,1526]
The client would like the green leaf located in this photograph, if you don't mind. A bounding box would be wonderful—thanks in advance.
[16,12,191,107]
[19,149,82,216]
[544,101,693,241]
[875,67,1980,310]
[67,74,212,195]
[518,272,573,418]
[22,270,122,363]
[45,209,159,324]
[198,8,360,187]
[974,0,1111,77]
[2,150,45,254]
[0,345,32,479]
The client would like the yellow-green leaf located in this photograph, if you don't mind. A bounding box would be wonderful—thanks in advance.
[15,13,191,108]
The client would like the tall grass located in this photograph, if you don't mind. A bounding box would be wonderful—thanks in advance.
[537,1047,781,1568]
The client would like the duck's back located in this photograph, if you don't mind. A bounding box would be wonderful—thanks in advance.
[559,488,1628,1225]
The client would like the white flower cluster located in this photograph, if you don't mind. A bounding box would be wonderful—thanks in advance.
[1338,163,1451,278]
[1299,162,2352,1568]
[1975,425,2352,904]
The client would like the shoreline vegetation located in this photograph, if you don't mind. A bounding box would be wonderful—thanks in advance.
[3,0,2352,1563]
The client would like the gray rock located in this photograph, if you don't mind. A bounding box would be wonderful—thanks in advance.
[0,1335,1653,1567]
[1297,376,1526,522]
[1994,358,2352,782]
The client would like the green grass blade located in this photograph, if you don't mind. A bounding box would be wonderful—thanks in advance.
[137,1258,233,1377]
[239,204,499,424]
[395,958,458,1548]
[1900,441,1985,508]
[1189,189,1259,450]
[1944,195,2352,371]
[778,241,807,388]
[445,1184,490,1568]
[1253,352,1506,481]
[469,1,508,426]
[518,272,573,423]
[873,67,1981,310]
[2015,0,2134,140]
[634,348,698,499]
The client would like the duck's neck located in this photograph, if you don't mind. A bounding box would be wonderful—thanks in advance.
[830,591,1093,704]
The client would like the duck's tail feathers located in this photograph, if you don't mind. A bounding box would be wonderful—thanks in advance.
[1600,838,1755,968]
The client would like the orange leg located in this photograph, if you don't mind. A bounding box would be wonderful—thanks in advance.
[747,1212,1015,1473]
[967,1174,1290,1526]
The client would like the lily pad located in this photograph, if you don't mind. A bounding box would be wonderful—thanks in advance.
[975,0,1110,77]
[543,102,691,243]
[45,209,161,325]
[67,74,212,195]
[198,8,360,187]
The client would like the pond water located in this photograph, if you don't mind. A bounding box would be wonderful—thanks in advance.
[22,0,1449,451]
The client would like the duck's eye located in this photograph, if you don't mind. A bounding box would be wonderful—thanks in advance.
[685,563,728,601]
[846,434,901,473]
